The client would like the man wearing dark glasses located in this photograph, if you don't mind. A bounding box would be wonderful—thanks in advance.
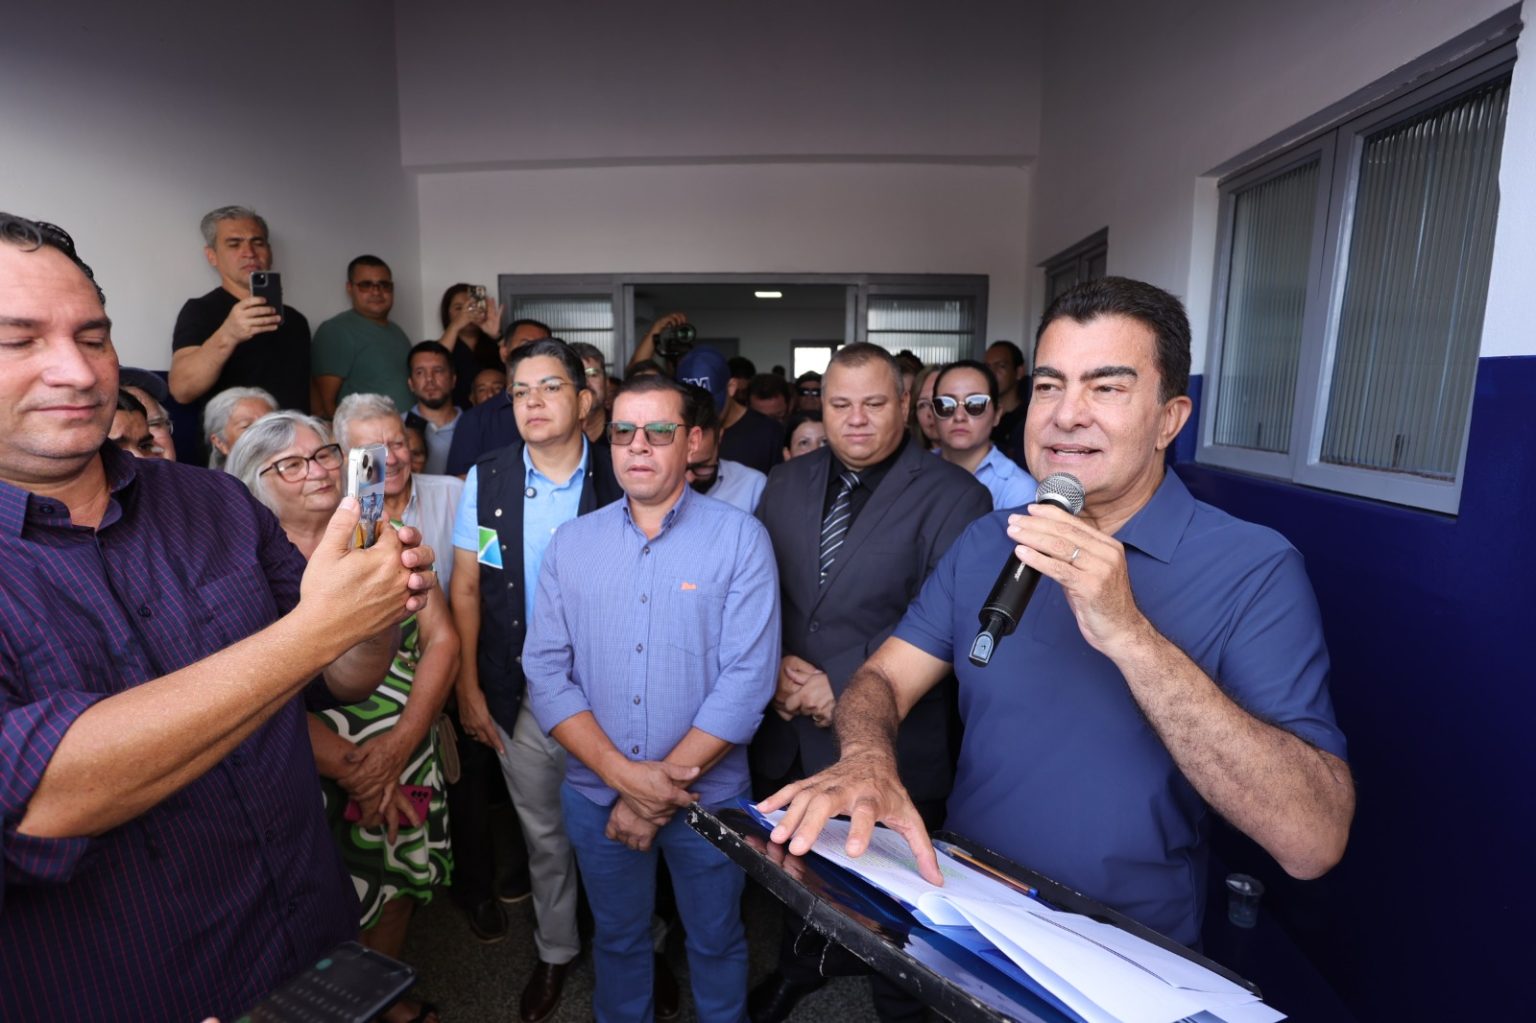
[312,255,415,418]
[525,374,779,1023]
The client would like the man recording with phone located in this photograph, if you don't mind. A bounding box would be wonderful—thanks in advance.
[763,277,1355,949]
[168,205,314,416]
[0,213,437,1021]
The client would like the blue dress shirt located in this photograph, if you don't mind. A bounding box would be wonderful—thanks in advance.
[893,469,1347,945]
[524,487,780,806]
[974,443,1037,510]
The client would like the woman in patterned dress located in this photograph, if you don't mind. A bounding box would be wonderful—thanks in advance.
[228,411,456,1019]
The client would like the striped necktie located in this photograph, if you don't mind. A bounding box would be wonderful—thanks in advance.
[819,470,861,585]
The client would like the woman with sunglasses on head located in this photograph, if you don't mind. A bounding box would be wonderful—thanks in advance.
[932,359,1037,510]
[227,411,454,1023]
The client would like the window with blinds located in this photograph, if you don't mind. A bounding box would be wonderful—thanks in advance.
[1200,50,1511,513]
[503,294,617,368]
[866,297,975,366]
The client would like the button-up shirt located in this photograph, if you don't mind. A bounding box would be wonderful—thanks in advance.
[894,469,1347,944]
[406,403,462,476]
[973,443,1037,510]
[524,487,780,806]
[402,471,464,595]
[0,445,356,1020]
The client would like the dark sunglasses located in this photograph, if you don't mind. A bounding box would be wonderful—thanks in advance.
[798,387,821,398]
[608,421,684,446]
[933,394,993,419]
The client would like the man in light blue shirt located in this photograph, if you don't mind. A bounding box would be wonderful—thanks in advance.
[525,374,780,1023]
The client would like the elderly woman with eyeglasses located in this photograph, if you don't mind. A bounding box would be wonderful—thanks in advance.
[227,411,455,1022]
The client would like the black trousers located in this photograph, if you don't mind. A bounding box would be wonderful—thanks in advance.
[444,703,529,911]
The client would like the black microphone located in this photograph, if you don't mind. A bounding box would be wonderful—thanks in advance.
[968,473,1086,667]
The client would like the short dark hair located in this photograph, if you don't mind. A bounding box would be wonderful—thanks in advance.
[682,383,720,433]
[827,342,905,395]
[795,370,822,385]
[893,350,924,376]
[1035,277,1191,402]
[0,213,104,303]
[506,337,588,391]
[613,373,690,419]
[933,358,1000,407]
[569,342,605,366]
[987,340,1025,369]
[501,318,552,345]
[728,356,756,380]
[115,389,147,416]
[408,340,453,373]
[783,410,822,449]
[747,373,793,403]
[347,254,389,281]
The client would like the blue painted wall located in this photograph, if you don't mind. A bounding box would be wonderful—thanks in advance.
[1173,357,1536,1018]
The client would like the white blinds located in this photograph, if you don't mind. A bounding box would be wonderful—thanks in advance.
[505,295,617,367]
[1320,77,1508,479]
[866,297,975,366]
[1213,159,1320,453]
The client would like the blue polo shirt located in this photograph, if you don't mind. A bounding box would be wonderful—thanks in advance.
[893,469,1347,945]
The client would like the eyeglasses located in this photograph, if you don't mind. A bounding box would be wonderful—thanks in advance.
[146,415,174,435]
[915,399,934,414]
[352,280,394,292]
[608,421,684,446]
[259,443,344,482]
[584,365,604,378]
[798,388,821,398]
[510,379,573,403]
[687,460,719,478]
[933,394,993,419]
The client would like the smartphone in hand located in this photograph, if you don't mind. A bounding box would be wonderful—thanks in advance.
[346,444,387,549]
[250,270,285,324]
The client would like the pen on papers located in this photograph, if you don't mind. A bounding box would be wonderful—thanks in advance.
[934,840,1039,900]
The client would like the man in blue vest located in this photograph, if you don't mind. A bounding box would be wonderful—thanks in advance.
[448,338,624,1022]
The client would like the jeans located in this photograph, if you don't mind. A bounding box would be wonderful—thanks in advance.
[562,784,748,1023]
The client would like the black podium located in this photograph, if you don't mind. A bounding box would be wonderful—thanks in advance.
[689,803,1260,1023]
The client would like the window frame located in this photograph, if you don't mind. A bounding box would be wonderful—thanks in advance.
[1199,39,1517,514]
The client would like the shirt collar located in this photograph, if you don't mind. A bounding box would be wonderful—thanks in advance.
[0,444,138,537]
[1112,468,1195,564]
[976,444,1015,479]
[621,479,692,537]
[523,437,590,488]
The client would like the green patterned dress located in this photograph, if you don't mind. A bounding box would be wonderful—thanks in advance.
[314,613,453,929]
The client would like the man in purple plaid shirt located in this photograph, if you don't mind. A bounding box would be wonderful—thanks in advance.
[0,214,439,1021]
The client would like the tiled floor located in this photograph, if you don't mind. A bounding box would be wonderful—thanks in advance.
[401,867,880,1022]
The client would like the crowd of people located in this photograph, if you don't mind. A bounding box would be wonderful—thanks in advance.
[0,206,1355,1023]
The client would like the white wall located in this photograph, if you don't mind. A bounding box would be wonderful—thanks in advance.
[671,307,850,372]
[0,1,419,370]
[415,162,1033,349]
[1030,0,1531,365]
[395,0,1043,167]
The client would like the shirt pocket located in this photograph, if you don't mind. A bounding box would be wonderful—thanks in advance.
[194,562,280,656]
[656,575,727,656]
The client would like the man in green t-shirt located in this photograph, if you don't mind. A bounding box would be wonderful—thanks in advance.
[312,255,415,417]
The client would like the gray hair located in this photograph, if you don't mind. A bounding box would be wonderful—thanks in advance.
[226,410,332,513]
[332,392,401,450]
[200,205,269,247]
[203,386,277,469]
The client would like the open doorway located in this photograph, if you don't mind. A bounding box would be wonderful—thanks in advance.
[631,282,847,376]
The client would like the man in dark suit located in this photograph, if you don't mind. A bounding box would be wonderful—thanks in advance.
[450,338,656,1022]
[749,343,993,1023]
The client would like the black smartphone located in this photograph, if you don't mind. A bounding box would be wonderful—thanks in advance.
[239,941,416,1023]
[250,270,285,325]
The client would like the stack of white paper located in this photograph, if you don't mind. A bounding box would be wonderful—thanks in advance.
[759,810,1283,1023]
